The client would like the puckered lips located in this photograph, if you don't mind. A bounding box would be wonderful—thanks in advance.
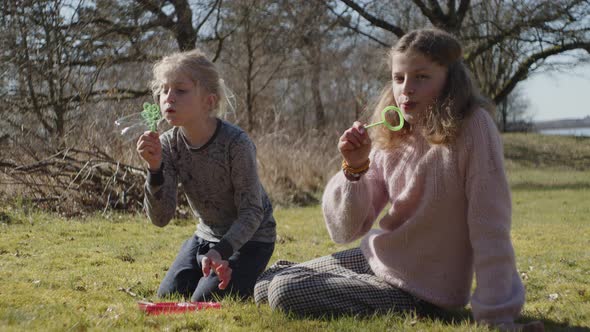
[400,101,417,111]
[164,106,176,114]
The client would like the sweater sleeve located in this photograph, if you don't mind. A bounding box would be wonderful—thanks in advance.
[215,133,265,256]
[144,133,178,227]
[463,110,525,324]
[322,150,389,243]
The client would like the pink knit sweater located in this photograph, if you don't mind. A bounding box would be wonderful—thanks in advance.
[322,108,525,324]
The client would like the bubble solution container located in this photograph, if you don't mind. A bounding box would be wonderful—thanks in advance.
[138,301,221,315]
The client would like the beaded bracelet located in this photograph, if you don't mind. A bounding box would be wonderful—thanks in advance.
[341,159,370,174]
[342,159,370,181]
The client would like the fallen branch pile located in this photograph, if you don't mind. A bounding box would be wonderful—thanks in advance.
[0,147,146,216]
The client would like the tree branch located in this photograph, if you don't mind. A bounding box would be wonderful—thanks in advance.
[66,54,159,67]
[426,0,446,21]
[4,88,150,112]
[325,2,388,46]
[339,0,405,37]
[135,0,174,27]
[464,1,585,62]
[194,0,221,34]
[493,41,590,104]
[412,0,435,23]
[169,0,196,50]
[457,0,470,24]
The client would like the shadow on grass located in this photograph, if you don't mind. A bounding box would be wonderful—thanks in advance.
[278,306,473,326]
[440,312,590,332]
[519,313,590,332]
[511,182,590,191]
[422,310,590,331]
[281,308,589,331]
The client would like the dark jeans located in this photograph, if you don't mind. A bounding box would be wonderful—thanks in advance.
[157,235,274,302]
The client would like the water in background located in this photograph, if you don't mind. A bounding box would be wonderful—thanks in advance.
[539,127,590,137]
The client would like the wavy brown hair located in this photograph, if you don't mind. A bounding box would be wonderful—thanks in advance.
[370,28,494,149]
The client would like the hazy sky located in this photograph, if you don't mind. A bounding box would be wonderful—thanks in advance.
[520,63,590,122]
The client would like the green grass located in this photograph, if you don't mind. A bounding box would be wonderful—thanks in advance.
[1,133,589,331]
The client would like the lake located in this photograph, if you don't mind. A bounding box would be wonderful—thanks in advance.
[539,127,590,137]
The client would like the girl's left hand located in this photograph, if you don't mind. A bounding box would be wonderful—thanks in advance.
[201,249,232,290]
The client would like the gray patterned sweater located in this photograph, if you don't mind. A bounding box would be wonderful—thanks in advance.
[144,119,276,260]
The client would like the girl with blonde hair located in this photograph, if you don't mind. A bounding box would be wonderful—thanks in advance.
[137,49,276,302]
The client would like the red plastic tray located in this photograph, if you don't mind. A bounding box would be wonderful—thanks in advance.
[138,301,221,315]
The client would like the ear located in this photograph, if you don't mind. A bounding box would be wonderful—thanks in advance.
[207,94,218,110]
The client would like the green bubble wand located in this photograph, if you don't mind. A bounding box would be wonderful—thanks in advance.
[364,106,404,131]
[140,102,162,132]
[114,102,163,143]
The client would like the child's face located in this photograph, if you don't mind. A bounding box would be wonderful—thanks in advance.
[158,73,214,127]
[391,52,448,124]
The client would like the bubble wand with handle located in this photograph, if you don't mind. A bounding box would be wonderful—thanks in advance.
[364,106,404,131]
[140,102,162,132]
[114,102,164,143]
[340,106,403,179]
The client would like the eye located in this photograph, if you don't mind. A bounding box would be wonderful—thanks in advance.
[417,74,429,80]
[393,75,404,83]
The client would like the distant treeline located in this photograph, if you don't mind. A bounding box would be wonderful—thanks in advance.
[534,116,590,130]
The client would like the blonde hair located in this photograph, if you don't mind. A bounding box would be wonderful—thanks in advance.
[150,49,231,118]
[370,28,494,149]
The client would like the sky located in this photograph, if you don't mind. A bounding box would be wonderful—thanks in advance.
[520,63,590,122]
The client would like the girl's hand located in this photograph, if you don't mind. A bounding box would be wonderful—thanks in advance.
[136,131,162,171]
[338,121,371,168]
[202,249,232,290]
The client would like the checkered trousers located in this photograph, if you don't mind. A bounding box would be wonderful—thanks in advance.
[254,248,431,317]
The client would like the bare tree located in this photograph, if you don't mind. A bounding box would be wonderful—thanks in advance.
[330,0,590,130]
[463,1,590,105]
[133,0,223,51]
[279,1,334,129]
[497,87,532,132]
[2,0,85,141]
[0,0,159,144]
[220,0,295,132]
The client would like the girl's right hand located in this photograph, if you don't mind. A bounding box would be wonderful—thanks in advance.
[201,249,232,290]
[136,131,162,171]
[338,121,371,168]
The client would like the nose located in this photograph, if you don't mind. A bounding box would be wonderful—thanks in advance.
[163,90,175,104]
[402,78,415,95]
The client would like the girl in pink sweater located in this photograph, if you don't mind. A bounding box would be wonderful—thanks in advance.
[255,29,543,331]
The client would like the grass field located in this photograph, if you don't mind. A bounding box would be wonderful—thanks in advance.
[1,133,589,331]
